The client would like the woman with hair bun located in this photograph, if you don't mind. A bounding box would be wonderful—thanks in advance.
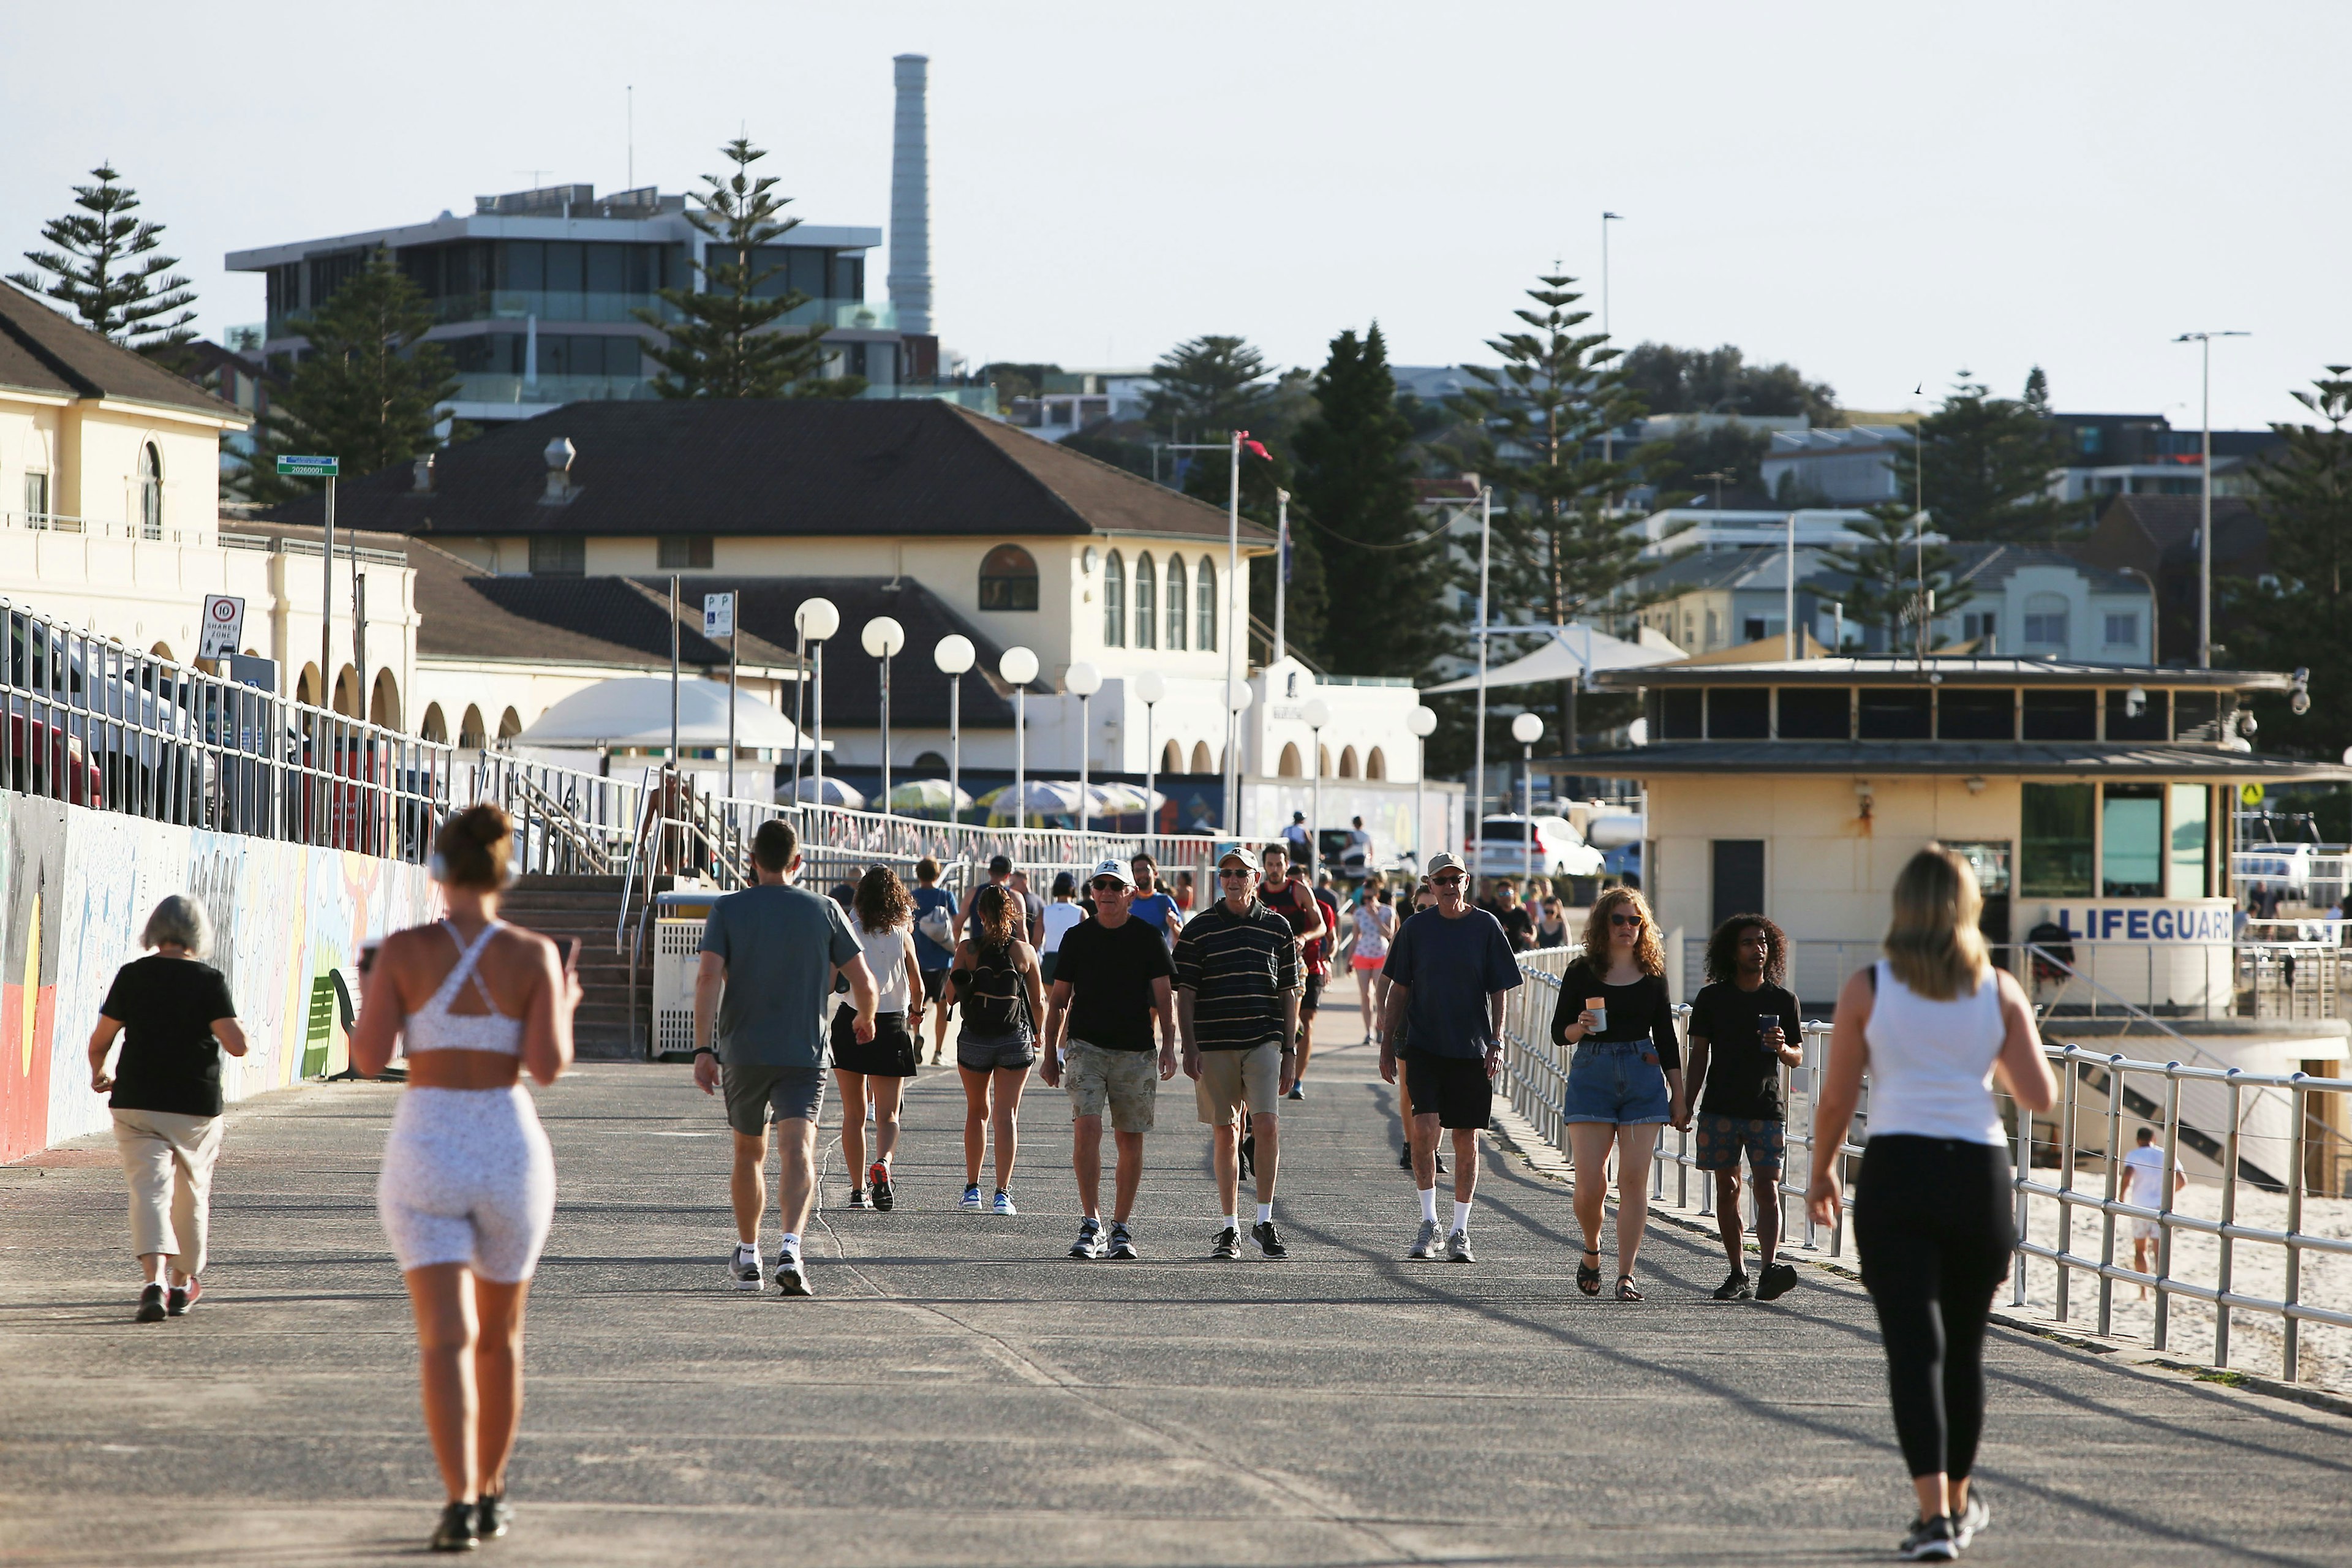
[352,803,580,1553]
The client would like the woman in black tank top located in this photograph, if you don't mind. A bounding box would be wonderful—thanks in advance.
[948,885,1047,1214]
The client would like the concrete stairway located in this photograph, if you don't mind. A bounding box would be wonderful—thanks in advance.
[501,874,670,1060]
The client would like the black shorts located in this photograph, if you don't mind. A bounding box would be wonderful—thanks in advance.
[830,1006,919,1077]
[1404,1050,1493,1131]
[1300,973,1324,1017]
[920,968,950,1005]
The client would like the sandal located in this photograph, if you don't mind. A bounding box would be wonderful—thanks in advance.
[1616,1274,1644,1302]
[1577,1249,1602,1297]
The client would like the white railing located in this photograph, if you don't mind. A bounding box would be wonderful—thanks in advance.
[0,510,217,548]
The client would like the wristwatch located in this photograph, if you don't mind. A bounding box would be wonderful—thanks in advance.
[693,1046,715,1057]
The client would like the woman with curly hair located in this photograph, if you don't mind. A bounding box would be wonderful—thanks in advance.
[1550,884,1684,1300]
[834,864,924,1211]
[1684,913,1804,1302]
[949,881,1047,1213]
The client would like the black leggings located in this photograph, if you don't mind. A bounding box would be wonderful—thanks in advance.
[1852,1135,2015,1481]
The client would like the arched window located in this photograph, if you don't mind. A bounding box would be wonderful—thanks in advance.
[1196,556,1217,650]
[421,704,449,743]
[497,707,523,745]
[1164,556,1188,650]
[913,750,948,771]
[1366,745,1387,780]
[297,663,323,706]
[1162,739,1184,774]
[138,443,163,540]
[1319,743,1332,778]
[1278,742,1303,778]
[1340,745,1359,778]
[1134,552,1156,647]
[460,704,486,748]
[333,664,360,717]
[1190,740,1213,774]
[1102,549,1126,646]
[370,669,402,729]
[978,544,1039,611]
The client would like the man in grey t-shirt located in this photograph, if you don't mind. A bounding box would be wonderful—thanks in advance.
[694,818,876,1297]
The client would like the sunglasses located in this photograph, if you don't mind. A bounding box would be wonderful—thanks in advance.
[1432,873,1465,886]
[1218,867,1254,880]
[1091,879,1129,894]
[1610,912,1645,927]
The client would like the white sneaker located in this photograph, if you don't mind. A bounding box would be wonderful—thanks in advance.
[992,1189,1019,1215]
[729,1243,763,1291]
[1408,1218,1441,1259]
[774,1250,812,1297]
[1954,1491,1990,1550]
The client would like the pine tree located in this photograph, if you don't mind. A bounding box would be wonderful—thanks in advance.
[1289,325,1455,679]
[241,249,458,501]
[2237,367,2352,757]
[1819,505,1973,655]
[1451,273,1646,754]
[9,164,197,356]
[633,138,856,399]
[1145,336,1277,442]
[1894,371,2068,543]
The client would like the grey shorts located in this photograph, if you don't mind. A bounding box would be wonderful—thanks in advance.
[721,1063,826,1136]
[958,1030,1036,1073]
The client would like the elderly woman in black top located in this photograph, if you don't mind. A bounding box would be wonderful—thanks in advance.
[1552,886,1685,1300]
[88,894,247,1322]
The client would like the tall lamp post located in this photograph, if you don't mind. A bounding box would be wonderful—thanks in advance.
[933,634,974,828]
[794,597,839,812]
[1300,696,1330,881]
[1134,670,1166,856]
[1408,704,1438,869]
[1065,660,1102,843]
[1512,711,1544,891]
[862,616,905,822]
[2173,330,2250,669]
[1000,646,1039,855]
[1225,677,1254,842]
[1471,484,1493,860]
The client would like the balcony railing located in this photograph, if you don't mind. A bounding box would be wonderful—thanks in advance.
[450,373,662,406]
[0,511,214,548]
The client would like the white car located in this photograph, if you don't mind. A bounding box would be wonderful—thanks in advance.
[1473,813,1604,881]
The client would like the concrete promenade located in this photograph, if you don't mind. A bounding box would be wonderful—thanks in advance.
[7,1000,2352,1564]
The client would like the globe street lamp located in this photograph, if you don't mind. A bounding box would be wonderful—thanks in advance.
[1065,660,1102,842]
[794,597,840,815]
[933,634,975,829]
[1512,710,1545,891]
[1301,696,1331,881]
[1407,703,1438,870]
[1001,646,1039,851]
[1225,677,1254,840]
[1134,669,1167,855]
[862,616,905,823]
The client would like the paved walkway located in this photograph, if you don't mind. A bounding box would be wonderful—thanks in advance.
[8,992,2352,1565]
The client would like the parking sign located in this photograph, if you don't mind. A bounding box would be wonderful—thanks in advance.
[199,594,247,659]
[703,592,736,639]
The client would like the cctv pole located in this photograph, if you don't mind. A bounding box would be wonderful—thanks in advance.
[1471,484,1493,862]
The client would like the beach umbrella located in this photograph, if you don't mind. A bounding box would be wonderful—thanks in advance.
[778,774,865,809]
[886,777,971,818]
[979,778,1085,825]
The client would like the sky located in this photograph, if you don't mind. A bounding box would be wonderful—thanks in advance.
[6,1,2346,430]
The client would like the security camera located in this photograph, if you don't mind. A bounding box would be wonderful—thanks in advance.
[2125,684,2147,719]
[2239,710,2260,737]
[2290,668,2312,717]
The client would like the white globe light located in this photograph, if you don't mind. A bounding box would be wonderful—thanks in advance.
[1300,697,1331,729]
[1064,660,1103,697]
[932,634,976,676]
[1226,678,1254,714]
[1408,704,1439,738]
[1512,712,1544,745]
[860,616,905,659]
[1000,646,1040,687]
[795,597,840,641]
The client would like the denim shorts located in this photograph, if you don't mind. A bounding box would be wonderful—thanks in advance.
[1562,1040,1673,1126]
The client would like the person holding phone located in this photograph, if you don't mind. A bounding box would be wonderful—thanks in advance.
[1684,914,1804,1302]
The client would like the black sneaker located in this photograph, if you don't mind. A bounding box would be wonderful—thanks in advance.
[869,1162,894,1212]
[1756,1261,1800,1302]
[1285,1084,1305,1100]
[1251,1219,1289,1259]
[846,1187,869,1210]
[1210,1224,1240,1259]
[1398,1142,1412,1169]
[1069,1218,1105,1259]
[135,1283,167,1324]
[167,1278,203,1316]
[1713,1271,1753,1301]
[430,1499,480,1552]
[475,1491,511,1539]
[1107,1223,1139,1260]
[774,1251,812,1297]
[1898,1513,1958,1562]
[1434,1152,1447,1176]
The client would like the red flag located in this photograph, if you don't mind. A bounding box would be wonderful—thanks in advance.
[1237,431,1272,461]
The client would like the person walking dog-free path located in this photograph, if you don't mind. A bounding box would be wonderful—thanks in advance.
[351,804,580,1553]
[951,883,1047,1213]
[87,895,248,1324]
[1808,844,2057,1562]
[1684,913,1804,1302]
[833,865,924,1212]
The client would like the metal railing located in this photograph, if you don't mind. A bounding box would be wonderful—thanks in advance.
[1,510,217,548]
[1498,956,2352,1387]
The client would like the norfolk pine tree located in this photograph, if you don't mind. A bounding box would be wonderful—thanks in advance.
[1895,371,2069,543]
[2237,368,2352,760]
[10,164,197,359]
[1819,504,1972,657]
[635,138,859,399]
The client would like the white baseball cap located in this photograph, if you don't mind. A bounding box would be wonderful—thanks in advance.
[1088,857,1136,889]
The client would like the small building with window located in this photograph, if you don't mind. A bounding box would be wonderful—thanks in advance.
[1578,656,2349,1013]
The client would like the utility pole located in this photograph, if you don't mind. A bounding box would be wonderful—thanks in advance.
[2174,330,2249,668]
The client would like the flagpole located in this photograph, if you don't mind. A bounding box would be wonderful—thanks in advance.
[1274,488,1289,665]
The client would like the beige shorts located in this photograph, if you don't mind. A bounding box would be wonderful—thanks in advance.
[1195,1042,1284,1126]
[1065,1039,1158,1133]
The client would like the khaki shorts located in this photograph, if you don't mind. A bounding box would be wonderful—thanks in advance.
[1194,1042,1283,1126]
[1065,1039,1158,1133]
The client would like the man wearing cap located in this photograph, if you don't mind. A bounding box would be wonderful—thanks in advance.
[1379,850,1522,1262]
[1041,857,1178,1261]
[1257,843,1327,1100]
[959,853,1043,948]
[1174,845,1301,1259]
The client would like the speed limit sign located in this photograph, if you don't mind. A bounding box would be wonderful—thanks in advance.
[199,594,246,659]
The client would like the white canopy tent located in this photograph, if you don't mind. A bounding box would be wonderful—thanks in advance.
[515,676,821,755]
[1422,623,1683,695]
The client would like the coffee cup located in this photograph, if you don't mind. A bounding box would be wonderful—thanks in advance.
[1587,997,1607,1033]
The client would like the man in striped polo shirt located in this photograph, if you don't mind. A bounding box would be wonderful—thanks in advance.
[1174,845,1302,1259]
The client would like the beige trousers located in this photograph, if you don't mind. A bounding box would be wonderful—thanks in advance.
[111,1109,224,1275]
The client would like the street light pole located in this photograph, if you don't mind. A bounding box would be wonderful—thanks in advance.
[1066,661,1102,845]
[2174,330,2249,669]
[933,635,975,831]
[1135,671,1166,858]
[1512,711,1544,891]
[1302,696,1330,882]
[1407,704,1438,869]
[1472,484,1493,862]
[1225,429,1241,834]
[1600,212,1623,472]
[862,616,905,823]
[1000,647,1039,857]
[794,597,840,813]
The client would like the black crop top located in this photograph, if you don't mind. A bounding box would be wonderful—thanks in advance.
[1550,958,1680,1070]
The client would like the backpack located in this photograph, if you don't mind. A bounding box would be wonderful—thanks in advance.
[962,943,1027,1033]
[917,900,953,949]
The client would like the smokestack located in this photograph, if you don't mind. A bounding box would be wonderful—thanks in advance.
[888,53,933,336]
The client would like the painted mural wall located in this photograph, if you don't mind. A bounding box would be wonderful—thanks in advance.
[0,790,440,1163]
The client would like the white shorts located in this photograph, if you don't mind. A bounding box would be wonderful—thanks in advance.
[377,1085,556,1283]
[2130,1217,2162,1243]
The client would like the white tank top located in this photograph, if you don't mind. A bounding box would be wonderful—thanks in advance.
[855,917,911,1013]
[404,921,524,1057]
[1861,959,2007,1145]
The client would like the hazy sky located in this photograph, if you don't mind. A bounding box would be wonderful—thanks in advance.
[7,1,2345,429]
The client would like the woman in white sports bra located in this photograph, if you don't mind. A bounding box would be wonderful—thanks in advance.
[352,804,578,1554]
[832,864,925,1211]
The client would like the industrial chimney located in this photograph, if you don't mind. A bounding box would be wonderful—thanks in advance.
[888,53,933,337]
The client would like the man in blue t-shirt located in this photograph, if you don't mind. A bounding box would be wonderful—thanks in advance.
[1128,852,1183,948]
[1378,850,1522,1262]
[910,857,959,1065]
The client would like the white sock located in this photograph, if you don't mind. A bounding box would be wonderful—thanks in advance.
[1256,1202,1273,1226]
[778,1232,801,1257]
[737,1237,758,1254]
[1453,1200,1473,1234]
[1417,1187,1439,1224]
[1221,1213,1237,1232]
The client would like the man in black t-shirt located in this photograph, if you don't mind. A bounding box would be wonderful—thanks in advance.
[1042,858,1177,1261]
[1684,913,1804,1302]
